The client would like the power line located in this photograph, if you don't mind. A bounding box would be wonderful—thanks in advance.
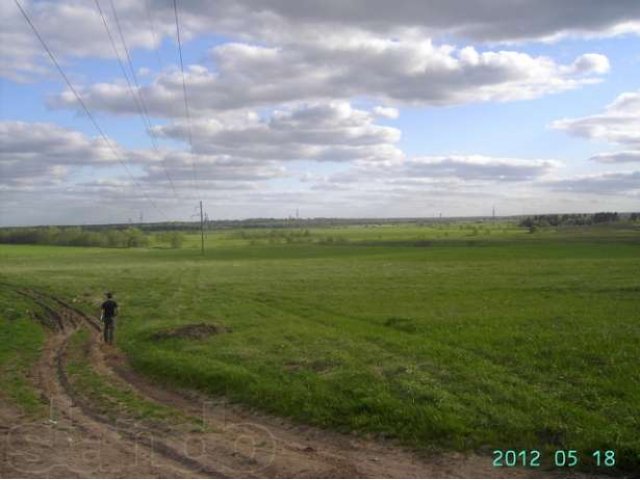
[94,0,147,139]
[94,0,179,198]
[172,0,199,194]
[108,0,179,198]
[107,0,150,122]
[199,200,205,255]
[173,0,206,255]
[13,0,169,221]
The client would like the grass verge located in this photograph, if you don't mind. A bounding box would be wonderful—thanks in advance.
[0,285,46,417]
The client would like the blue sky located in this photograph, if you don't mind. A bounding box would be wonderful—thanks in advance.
[1,0,639,225]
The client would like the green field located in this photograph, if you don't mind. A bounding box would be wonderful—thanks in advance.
[0,287,46,417]
[1,221,639,472]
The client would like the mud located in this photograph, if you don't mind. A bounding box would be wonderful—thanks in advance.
[150,323,227,341]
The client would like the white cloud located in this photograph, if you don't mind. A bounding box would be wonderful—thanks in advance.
[569,54,610,74]
[551,90,640,146]
[50,39,610,117]
[544,171,640,195]
[3,0,636,81]
[373,106,399,119]
[326,155,560,186]
[0,120,286,191]
[143,151,286,185]
[0,0,640,81]
[152,102,404,164]
[210,0,640,44]
[589,151,640,163]
[0,0,160,81]
[404,155,559,181]
[0,121,122,184]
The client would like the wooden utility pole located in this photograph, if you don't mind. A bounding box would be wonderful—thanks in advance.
[199,200,205,255]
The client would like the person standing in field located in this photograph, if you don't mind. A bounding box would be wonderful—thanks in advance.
[100,292,118,345]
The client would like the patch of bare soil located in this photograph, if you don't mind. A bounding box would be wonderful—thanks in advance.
[150,323,228,341]
[2,288,586,478]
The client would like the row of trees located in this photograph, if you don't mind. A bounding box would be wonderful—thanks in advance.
[519,212,638,230]
[0,226,185,248]
[0,226,149,247]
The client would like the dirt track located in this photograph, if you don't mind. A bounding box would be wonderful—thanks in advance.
[1,288,564,478]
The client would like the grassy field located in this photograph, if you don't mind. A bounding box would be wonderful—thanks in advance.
[1,221,639,471]
[0,287,46,417]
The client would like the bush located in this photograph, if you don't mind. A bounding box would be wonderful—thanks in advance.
[125,228,148,247]
[519,212,621,229]
[156,231,185,248]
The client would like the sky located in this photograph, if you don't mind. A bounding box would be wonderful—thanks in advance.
[1,0,639,226]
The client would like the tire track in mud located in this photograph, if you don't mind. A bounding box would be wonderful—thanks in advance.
[5,284,565,478]
[56,336,228,478]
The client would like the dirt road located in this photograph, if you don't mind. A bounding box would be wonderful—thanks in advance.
[1,288,561,478]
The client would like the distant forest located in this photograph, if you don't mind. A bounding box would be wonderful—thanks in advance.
[519,212,639,231]
[0,226,184,248]
[0,213,637,248]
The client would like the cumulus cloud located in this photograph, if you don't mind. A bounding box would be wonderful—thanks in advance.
[312,155,559,191]
[589,151,640,163]
[50,39,610,116]
[143,151,286,186]
[544,171,640,195]
[0,120,285,191]
[403,155,559,181]
[569,53,610,74]
[551,90,640,146]
[0,121,123,184]
[3,0,636,82]
[0,0,161,81]
[373,106,399,119]
[152,102,404,164]
[0,121,126,162]
[5,0,637,79]
[210,0,640,44]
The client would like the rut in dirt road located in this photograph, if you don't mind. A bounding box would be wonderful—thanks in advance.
[5,287,226,478]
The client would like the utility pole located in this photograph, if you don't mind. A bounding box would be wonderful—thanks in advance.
[199,200,205,255]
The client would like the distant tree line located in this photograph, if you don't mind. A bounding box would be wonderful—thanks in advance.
[519,212,638,231]
[0,226,155,248]
[39,216,468,233]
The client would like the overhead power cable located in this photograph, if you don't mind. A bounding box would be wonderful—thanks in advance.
[172,0,200,195]
[94,0,179,198]
[14,0,169,221]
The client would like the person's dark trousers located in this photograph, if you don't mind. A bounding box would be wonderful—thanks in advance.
[103,317,114,344]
